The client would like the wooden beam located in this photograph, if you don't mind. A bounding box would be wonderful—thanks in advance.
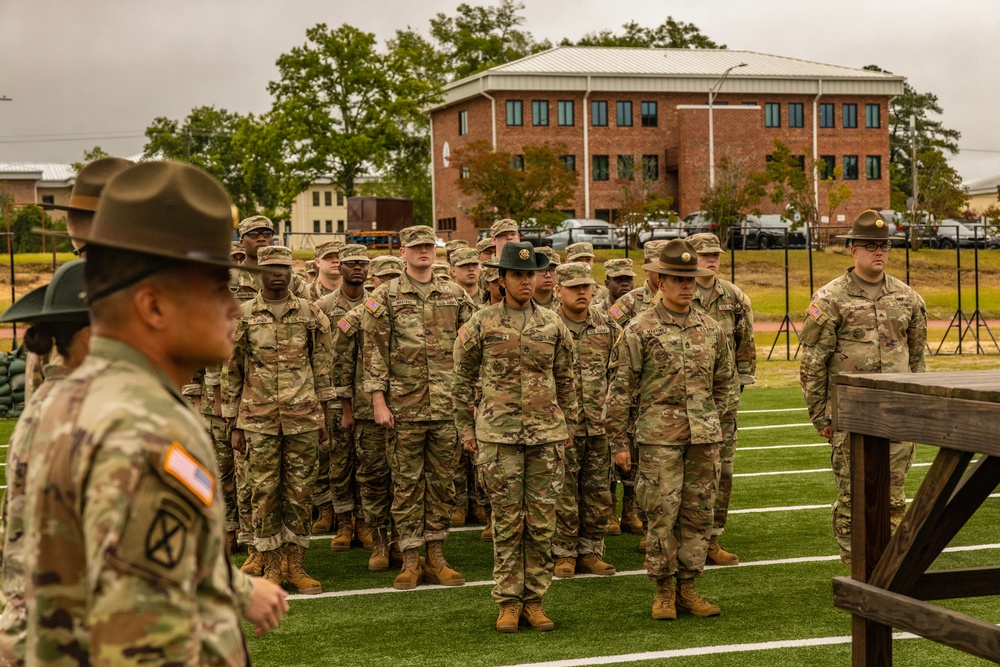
[909,567,1000,601]
[834,577,1000,662]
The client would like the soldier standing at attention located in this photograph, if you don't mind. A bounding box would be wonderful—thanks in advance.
[532,247,561,311]
[450,247,482,304]
[445,239,470,264]
[799,210,926,565]
[606,239,732,620]
[314,244,373,548]
[477,237,496,263]
[231,215,308,301]
[551,262,618,580]
[687,233,756,566]
[491,218,520,256]
[603,258,636,314]
[17,161,288,664]
[483,267,504,306]
[304,240,345,302]
[453,241,579,633]
[565,242,610,307]
[224,245,335,595]
[362,225,476,590]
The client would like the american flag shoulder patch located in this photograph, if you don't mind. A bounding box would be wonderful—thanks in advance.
[364,298,381,314]
[807,303,823,320]
[338,318,351,333]
[610,304,624,320]
[458,325,470,344]
[164,442,215,506]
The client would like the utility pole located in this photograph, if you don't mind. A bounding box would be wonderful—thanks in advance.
[910,114,918,230]
[708,63,747,189]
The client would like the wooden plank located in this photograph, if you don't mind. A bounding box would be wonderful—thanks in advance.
[834,386,1000,456]
[835,371,1000,403]
[868,449,973,593]
[909,567,1000,601]
[833,577,1000,662]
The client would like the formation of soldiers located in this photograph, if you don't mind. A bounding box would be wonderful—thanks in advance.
[0,155,927,660]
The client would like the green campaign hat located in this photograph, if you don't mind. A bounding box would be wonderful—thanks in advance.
[0,259,89,324]
[484,241,550,272]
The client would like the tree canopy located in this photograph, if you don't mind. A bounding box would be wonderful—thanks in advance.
[563,16,725,49]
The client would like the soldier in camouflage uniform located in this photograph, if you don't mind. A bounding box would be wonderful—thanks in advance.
[15,161,287,664]
[370,255,404,284]
[477,237,496,263]
[551,263,619,579]
[432,260,453,280]
[453,241,579,633]
[362,225,476,590]
[566,242,610,308]
[483,267,504,306]
[304,240,346,302]
[532,246,561,311]
[231,242,246,263]
[314,244,372,548]
[606,239,733,620]
[687,233,756,566]
[224,245,335,595]
[230,215,309,301]
[445,238,470,263]
[603,258,636,315]
[799,210,926,565]
[305,259,318,285]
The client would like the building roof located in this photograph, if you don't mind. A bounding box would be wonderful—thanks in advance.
[965,174,1000,195]
[0,162,75,186]
[435,46,905,109]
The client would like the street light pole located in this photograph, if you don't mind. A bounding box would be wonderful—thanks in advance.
[708,63,747,189]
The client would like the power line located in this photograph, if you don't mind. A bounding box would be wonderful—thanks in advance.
[0,134,146,145]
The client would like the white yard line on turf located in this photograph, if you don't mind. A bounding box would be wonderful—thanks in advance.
[734,462,931,478]
[740,443,827,451]
[739,423,815,431]
[740,407,807,414]
[287,543,1000,600]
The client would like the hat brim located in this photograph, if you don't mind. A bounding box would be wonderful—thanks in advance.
[834,233,891,241]
[695,247,726,255]
[83,234,256,272]
[567,253,596,260]
[641,261,714,277]
[484,252,551,272]
[39,202,94,213]
[0,286,47,323]
[606,270,637,278]
[559,278,597,287]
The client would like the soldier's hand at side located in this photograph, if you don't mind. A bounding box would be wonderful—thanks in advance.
[319,423,329,446]
[213,387,223,417]
[818,425,833,439]
[232,429,246,455]
[613,451,631,471]
[245,577,289,636]
[374,403,394,430]
[341,399,356,434]
[463,439,477,454]
[192,396,202,413]
[564,437,573,450]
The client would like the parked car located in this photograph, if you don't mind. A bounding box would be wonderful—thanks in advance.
[550,218,618,250]
[681,211,719,236]
[517,226,553,247]
[879,210,935,248]
[637,218,686,247]
[728,215,806,250]
[935,220,986,249]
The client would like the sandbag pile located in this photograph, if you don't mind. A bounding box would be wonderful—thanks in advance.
[0,346,28,419]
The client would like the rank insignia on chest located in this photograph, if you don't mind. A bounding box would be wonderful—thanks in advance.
[610,305,624,320]
[164,443,215,505]
[365,298,381,314]
[458,325,471,344]
[338,318,351,333]
[807,303,823,320]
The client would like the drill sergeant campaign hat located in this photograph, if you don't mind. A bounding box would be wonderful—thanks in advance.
[535,246,561,266]
[0,259,90,324]
[556,262,597,287]
[566,242,596,261]
[641,238,714,277]
[490,218,519,237]
[604,257,636,278]
[314,240,345,259]
[257,245,294,266]
[370,255,404,278]
[484,241,550,272]
[41,157,134,214]
[687,232,726,255]
[339,244,370,264]
[835,209,892,241]
[399,225,437,248]
[238,215,274,238]
[450,247,480,267]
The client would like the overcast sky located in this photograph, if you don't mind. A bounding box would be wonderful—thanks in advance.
[2,0,996,183]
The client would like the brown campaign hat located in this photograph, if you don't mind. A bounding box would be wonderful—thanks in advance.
[687,232,726,255]
[835,210,892,241]
[484,241,550,272]
[642,238,714,277]
[41,157,134,213]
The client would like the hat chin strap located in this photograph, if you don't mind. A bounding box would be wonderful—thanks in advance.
[84,258,171,305]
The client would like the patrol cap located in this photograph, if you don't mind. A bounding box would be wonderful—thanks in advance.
[399,225,437,247]
[315,240,345,259]
[445,239,469,253]
[258,245,294,267]
[484,241,550,272]
[836,209,892,241]
[536,246,561,266]
[556,262,596,287]
[490,218,519,237]
[230,243,246,259]
[41,157,134,213]
[476,237,496,253]
[339,244,370,263]
[687,233,726,255]
[643,240,668,269]
[370,255,404,278]
[450,247,480,267]
[305,259,317,273]
[566,242,595,261]
[432,261,452,277]
[239,215,274,238]
[604,257,636,278]
[482,267,500,283]
[642,239,714,277]
[0,259,89,324]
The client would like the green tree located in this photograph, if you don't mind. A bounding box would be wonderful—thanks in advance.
[453,141,577,229]
[699,154,764,246]
[564,16,724,48]
[612,176,674,249]
[71,146,111,173]
[914,148,967,220]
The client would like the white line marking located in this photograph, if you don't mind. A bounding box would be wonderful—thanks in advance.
[739,423,815,431]
[726,493,1000,515]
[739,443,827,451]
[734,462,931,478]
[740,407,807,414]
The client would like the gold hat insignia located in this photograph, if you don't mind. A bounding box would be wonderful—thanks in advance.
[681,252,691,262]
[875,220,884,228]
[518,248,530,260]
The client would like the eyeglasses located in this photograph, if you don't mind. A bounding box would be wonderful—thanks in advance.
[541,268,555,276]
[244,230,274,240]
[858,242,891,252]
[341,261,369,268]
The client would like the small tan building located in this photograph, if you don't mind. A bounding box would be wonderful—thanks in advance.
[964,174,1000,215]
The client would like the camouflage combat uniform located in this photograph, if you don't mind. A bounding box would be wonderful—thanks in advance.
[451,295,491,520]
[19,337,254,665]
[453,303,579,604]
[605,303,732,582]
[799,269,926,561]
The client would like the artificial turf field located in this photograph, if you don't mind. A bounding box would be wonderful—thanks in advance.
[2,386,998,665]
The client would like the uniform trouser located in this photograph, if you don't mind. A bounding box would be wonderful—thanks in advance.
[314,403,357,514]
[638,442,720,581]
[246,429,319,552]
[355,419,392,529]
[206,415,238,533]
[453,449,490,512]
[236,440,254,546]
[830,431,914,561]
[553,434,612,557]
[478,440,564,604]
[712,416,738,537]
[387,420,460,551]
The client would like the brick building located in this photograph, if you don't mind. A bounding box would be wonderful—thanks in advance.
[429,47,905,243]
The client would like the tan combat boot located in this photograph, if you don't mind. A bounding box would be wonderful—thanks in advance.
[393,548,423,591]
[637,536,647,553]
[620,495,644,534]
[355,519,375,550]
[576,553,616,576]
[227,531,242,553]
[651,578,676,620]
[706,537,739,566]
[285,544,322,595]
[519,600,554,631]
[480,519,494,543]
[496,601,520,633]
[329,512,354,552]
[554,557,576,579]
[311,503,335,534]
[676,579,721,617]
[260,548,284,587]
[424,541,465,586]
[471,504,490,525]
[389,539,404,567]
[368,527,390,572]
[239,545,263,576]
[606,514,621,536]
[450,506,466,527]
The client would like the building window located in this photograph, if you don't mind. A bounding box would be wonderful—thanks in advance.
[337,192,344,206]
[616,101,632,126]
[866,155,882,180]
[866,104,881,129]
[741,101,757,106]
[458,110,468,135]
[765,103,781,128]
[642,155,659,181]
[561,209,575,219]
[819,155,836,180]
[337,220,344,232]
[843,155,859,180]
[459,165,470,179]
[41,194,54,205]
[592,155,609,181]
[438,217,457,231]
[843,104,857,128]
[561,155,576,172]
[591,100,608,127]
[788,103,804,128]
[640,101,657,127]
[557,100,574,126]
[312,191,320,206]
[595,209,619,223]
[313,220,320,232]
[325,191,332,206]
[819,104,834,128]
[325,220,333,233]
[510,155,524,171]
[617,155,634,180]
[505,99,523,126]
[532,100,548,126]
